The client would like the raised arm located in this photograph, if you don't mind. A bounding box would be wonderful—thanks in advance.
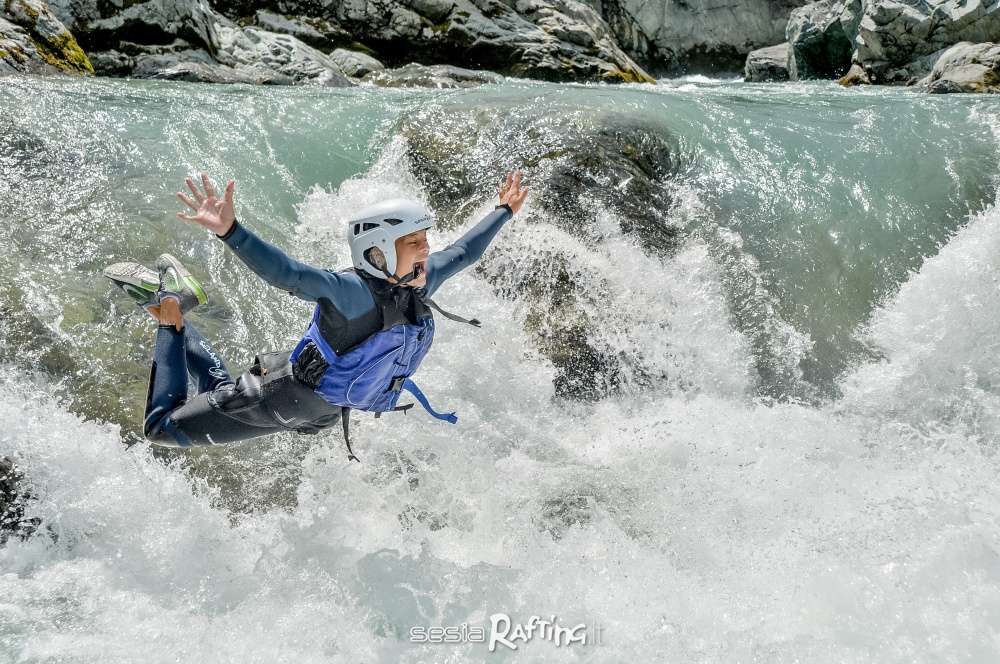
[216,220,350,302]
[175,173,349,303]
[423,171,529,297]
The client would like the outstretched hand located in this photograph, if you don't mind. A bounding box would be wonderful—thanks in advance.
[176,172,236,236]
[499,170,529,214]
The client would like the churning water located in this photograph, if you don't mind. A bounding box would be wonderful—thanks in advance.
[1,74,999,662]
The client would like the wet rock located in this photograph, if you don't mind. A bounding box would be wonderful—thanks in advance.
[918,42,1000,94]
[330,47,384,78]
[398,105,686,399]
[744,42,789,81]
[362,62,501,88]
[0,457,40,544]
[837,61,870,86]
[133,52,295,84]
[1,0,92,74]
[785,0,856,80]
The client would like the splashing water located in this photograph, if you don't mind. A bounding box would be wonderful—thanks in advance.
[1,74,999,662]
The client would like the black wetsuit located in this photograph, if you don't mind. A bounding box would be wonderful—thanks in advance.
[143,205,513,448]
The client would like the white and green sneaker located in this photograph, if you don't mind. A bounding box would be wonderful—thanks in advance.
[103,261,161,310]
[155,253,208,314]
[104,256,208,314]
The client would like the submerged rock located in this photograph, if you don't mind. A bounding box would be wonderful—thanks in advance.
[918,42,1000,94]
[744,42,790,81]
[399,106,687,398]
[0,0,92,75]
[0,457,40,544]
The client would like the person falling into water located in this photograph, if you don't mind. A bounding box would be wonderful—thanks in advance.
[103,171,529,460]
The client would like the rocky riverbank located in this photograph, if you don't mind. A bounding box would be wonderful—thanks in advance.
[0,0,811,86]
[744,0,1000,93]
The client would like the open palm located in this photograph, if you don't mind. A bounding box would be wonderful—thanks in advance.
[176,172,236,236]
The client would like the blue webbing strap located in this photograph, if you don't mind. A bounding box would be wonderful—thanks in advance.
[401,379,458,424]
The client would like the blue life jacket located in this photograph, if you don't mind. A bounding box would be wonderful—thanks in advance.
[289,270,459,425]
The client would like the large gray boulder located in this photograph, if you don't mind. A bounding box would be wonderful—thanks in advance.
[252,9,351,52]
[1,0,92,74]
[744,42,790,81]
[855,0,1000,82]
[785,0,857,79]
[600,0,809,74]
[917,41,1000,93]
[213,24,352,85]
[269,0,654,83]
[48,0,352,85]
[331,48,384,77]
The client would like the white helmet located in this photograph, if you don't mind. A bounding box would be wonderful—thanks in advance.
[347,198,434,279]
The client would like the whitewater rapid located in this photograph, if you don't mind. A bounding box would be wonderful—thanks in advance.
[1,74,999,662]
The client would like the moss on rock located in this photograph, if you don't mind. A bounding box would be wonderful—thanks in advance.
[30,30,93,74]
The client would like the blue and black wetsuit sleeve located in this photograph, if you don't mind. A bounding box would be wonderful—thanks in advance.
[217,220,351,304]
[423,205,514,297]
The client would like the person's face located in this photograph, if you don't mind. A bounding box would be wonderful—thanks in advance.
[393,229,430,287]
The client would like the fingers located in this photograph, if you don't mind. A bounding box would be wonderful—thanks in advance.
[201,172,216,199]
[176,191,198,211]
[498,172,511,197]
[224,179,235,206]
[176,211,197,222]
[185,177,204,203]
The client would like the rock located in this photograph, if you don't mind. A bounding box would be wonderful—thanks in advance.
[317,0,655,83]
[785,0,856,80]
[330,48,384,78]
[744,42,790,81]
[0,457,40,545]
[362,62,502,88]
[213,24,352,85]
[252,9,351,52]
[918,41,1000,94]
[132,50,295,84]
[855,0,1000,83]
[837,62,869,86]
[1,0,92,74]
[397,105,686,399]
[601,0,809,74]
[48,0,352,85]
[86,48,133,75]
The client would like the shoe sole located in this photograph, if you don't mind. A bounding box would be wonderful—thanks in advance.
[103,262,160,292]
[157,253,208,306]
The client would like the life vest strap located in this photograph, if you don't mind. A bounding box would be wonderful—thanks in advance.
[341,407,360,463]
[401,378,458,424]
